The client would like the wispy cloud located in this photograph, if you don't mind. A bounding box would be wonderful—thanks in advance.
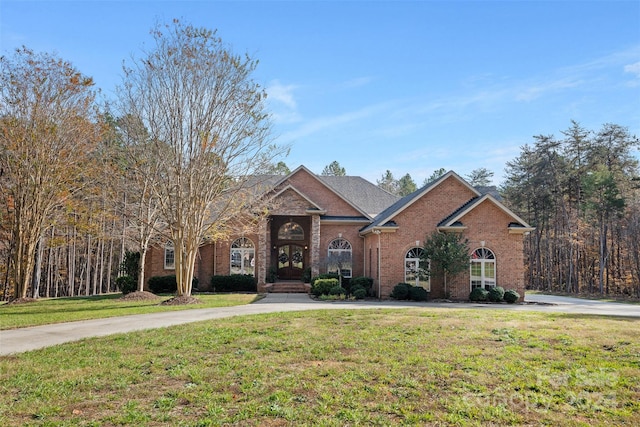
[266,80,301,124]
[280,101,393,143]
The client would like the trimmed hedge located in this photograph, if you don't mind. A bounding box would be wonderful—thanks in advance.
[469,287,489,302]
[409,286,429,302]
[211,274,257,292]
[329,285,347,296]
[390,283,411,300]
[488,286,505,302]
[390,282,429,301]
[311,278,339,296]
[349,276,373,296]
[148,275,199,294]
[504,289,520,303]
[352,288,367,300]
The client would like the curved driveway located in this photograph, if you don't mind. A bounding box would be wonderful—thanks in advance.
[1,293,638,355]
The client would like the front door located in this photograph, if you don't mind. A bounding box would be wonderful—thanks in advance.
[277,244,304,280]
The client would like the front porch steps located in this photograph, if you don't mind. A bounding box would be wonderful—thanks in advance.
[265,281,311,293]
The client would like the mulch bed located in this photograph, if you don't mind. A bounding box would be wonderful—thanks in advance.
[119,291,160,302]
[160,295,202,306]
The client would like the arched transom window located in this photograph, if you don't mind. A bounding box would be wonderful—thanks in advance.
[164,241,175,270]
[327,238,352,278]
[231,237,255,276]
[470,247,496,290]
[278,221,304,241]
[405,247,429,290]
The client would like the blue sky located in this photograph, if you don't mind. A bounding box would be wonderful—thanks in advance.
[2,1,639,186]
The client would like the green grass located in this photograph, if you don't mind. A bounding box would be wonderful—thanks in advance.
[1,308,638,426]
[0,293,259,330]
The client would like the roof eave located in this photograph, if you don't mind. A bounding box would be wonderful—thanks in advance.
[437,226,468,233]
[508,226,536,235]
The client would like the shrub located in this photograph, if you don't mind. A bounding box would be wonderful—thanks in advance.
[311,278,339,296]
[353,288,367,300]
[329,285,346,296]
[302,267,312,283]
[119,251,140,282]
[469,287,489,302]
[390,282,411,300]
[148,275,178,294]
[409,286,429,302]
[504,289,520,303]
[488,286,505,302]
[211,274,256,292]
[350,276,373,295]
[116,275,136,295]
[311,273,339,286]
[148,275,198,294]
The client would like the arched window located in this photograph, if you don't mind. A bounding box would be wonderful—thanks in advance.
[405,247,429,290]
[470,247,496,290]
[164,241,175,270]
[278,221,304,240]
[327,238,352,278]
[230,237,255,276]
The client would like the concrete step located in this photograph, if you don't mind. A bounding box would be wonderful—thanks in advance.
[268,282,310,293]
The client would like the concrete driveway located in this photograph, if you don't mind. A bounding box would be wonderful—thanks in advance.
[1,293,638,355]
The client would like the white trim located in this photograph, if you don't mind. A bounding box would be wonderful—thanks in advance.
[440,194,534,229]
[164,241,175,270]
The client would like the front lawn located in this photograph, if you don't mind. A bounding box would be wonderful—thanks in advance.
[0,293,258,330]
[1,309,638,426]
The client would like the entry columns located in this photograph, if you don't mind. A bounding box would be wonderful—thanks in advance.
[311,214,321,278]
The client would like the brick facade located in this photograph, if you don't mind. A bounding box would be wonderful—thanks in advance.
[144,167,531,301]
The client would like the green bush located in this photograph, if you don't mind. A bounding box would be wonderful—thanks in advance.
[311,278,339,296]
[119,251,140,282]
[503,289,520,303]
[148,275,178,294]
[409,286,429,302]
[349,276,373,295]
[329,285,346,296]
[302,267,312,283]
[390,282,411,300]
[311,273,339,286]
[211,274,256,292]
[353,288,367,300]
[469,287,489,301]
[487,286,505,302]
[148,275,198,294]
[116,275,136,295]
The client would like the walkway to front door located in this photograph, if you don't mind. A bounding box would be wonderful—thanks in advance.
[277,244,304,280]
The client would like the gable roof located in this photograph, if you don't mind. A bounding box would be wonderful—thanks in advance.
[272,166,399,219]
[360,171,479,234]
[437,194,534,233]
[318,175,399,218]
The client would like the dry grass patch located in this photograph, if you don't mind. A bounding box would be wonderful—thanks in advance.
[0,308,638,426]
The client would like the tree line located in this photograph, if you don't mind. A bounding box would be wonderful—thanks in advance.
[1,20,285,301]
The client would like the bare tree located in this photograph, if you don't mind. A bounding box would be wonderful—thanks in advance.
[118,20,286,298]
[0,48,100,299]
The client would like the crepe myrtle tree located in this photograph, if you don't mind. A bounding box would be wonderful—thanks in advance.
[0,47,101,300]
[118,20,287,298]
[421,231,470,297]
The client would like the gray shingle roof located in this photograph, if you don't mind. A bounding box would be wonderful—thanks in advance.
[317,175,400,217]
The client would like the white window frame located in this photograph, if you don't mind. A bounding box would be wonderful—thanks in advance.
[327,238,352,278]
[404,247,430,291]
[230,237,255,276]
[164,241,175,270]
[470,247,496,290]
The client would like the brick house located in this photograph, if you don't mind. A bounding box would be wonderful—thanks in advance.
[144,165,533,300]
